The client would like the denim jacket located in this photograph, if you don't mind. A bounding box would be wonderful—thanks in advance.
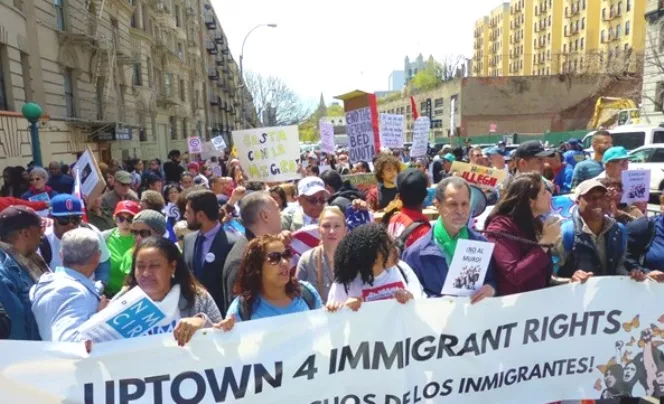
[0,248,40,340]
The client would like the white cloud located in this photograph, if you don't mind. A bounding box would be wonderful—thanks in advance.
[211,0,500,105]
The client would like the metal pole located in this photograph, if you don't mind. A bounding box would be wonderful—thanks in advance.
[240,54,244,129]
[30,122,42,167]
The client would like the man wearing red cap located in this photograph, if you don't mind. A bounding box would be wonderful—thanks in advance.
[102,201,141,296]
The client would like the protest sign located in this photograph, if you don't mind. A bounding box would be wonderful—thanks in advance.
[450,161,507,189]
[72,146,106,202]
[410,116,430,158]
[78,287,166,342]
[319,120,335,154]
[379,113,405,149]
[346,107,376,163]
[621,169,651,204]
[341,173,378,191]
[211,135,226,151]
[187,136,203,154]
[442,239,494,297]
[28,192,50,203]
[2,278,664,403]
[232,125,301,182]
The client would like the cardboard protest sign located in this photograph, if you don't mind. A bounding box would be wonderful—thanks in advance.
[187,136,203,154]
[72,146,106,202]
[621,169,650,204]
[211,136,226,151]
[442,239,494,297]
[319,121,335,154]
[450,161,507,189]
[410,117,430,158]
[379,113,405,149]
[232,125,301,182]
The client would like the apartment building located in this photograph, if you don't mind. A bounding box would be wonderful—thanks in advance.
[640,0,664,124]
[0,0,256,167]
[508,0,534,75]
[488,3,510,76]
[472,16,490,77]
[475,0,646,77]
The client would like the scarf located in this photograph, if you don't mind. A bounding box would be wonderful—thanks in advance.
[0,241,50,282]
[433,218,468,261]
[29,184,52,195]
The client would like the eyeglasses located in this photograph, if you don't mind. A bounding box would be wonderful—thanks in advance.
[266,249,293,265]
[116,215,133,224]
[54,216,82,226]
[304,196,327,206]
[29,177,42,182]
[131,229,153,238]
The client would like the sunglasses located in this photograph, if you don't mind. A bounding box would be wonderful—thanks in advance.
[131,229,153,238]
[54,216,83,226]
[266,250,293,265]
[29,177,42,182]
[116,215,133,224]
[304,196,327,206]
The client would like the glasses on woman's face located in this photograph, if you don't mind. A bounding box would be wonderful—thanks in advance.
[55,216,82,226]
[131,229,153,238]
[266,249,293,265]
[30,177,42,183]
[116,215,133,224]
[304,196,327,206]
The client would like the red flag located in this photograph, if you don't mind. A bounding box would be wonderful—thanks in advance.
[410,96,419,120]
[74,168,89,223]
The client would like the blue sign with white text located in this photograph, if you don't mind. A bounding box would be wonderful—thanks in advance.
[106,297,165,339]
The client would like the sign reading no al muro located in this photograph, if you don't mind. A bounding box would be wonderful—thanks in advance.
[1,278,664,403]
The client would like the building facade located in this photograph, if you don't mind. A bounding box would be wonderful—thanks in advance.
[640,0,664,124]
[488,3,510,76]
[388,70,404,91]
[473,16,490,77]
[474,0,646,77]
[0,0,256,167]
[404,54,431,84]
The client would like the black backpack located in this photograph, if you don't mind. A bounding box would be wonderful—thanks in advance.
[237,280,316,321]
[394,220,428,256]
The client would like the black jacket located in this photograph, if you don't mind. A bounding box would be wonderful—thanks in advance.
[0,302,10,339]
[221,229,256,314]
[328,184,364,213]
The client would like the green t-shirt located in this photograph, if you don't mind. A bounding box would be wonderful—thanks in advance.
[106,229,135,296]
[119,248,134,284]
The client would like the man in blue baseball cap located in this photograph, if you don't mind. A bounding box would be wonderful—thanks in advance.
[39,194,111,293]
[599,146,629,181]
[485,147,508,172]
[563,138,586,169]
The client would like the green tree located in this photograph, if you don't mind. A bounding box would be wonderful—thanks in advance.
[326,104,344,117]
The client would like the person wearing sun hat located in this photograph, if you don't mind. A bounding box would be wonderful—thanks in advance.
[102,200,141,296]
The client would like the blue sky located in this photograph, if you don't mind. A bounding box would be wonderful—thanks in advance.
[212,0,501,107]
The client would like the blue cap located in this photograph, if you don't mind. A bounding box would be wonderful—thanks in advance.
[568,138,580,145]
[50,194,84,217]
[602,146,629,164]
[442,153,456,162]
[485,147,505,156]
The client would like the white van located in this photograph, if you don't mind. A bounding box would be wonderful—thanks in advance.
[582,124,664,153]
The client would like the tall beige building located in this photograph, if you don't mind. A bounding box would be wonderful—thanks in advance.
[488,3,510,76]
[0,0,256,167]
[472,17,490,77]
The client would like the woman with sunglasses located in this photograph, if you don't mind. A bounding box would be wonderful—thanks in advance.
[112,237,223,346]
[117,210,168,283]
[227,235,323,321]
[102,201,141,297]
[21,167,58,201]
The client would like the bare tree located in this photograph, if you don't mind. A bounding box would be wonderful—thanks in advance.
[642,19,664,113]
[436,54,469,81]
[244,71,311,126]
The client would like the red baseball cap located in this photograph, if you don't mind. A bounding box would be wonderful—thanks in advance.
[114,200,141,217]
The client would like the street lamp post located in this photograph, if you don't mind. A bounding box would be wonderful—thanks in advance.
[239,23,277,129]
[22,102,43,167]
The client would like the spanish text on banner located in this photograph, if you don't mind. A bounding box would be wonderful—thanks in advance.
[231,125,301,182]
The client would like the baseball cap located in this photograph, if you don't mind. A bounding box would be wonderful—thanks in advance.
[114,170,132,185]
[114,200,141,217]
[50,194,84,217]
[298,177,327,197]
[514,141,555,159]
[0,206,42,235]
[485,147,505,157]
[576,178,607,197]
[442,153,456,162]
[602,146,629,164]
[397,169,428,206]
[568,138,581,145]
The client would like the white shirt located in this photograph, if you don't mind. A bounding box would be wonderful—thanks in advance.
[327,261,425,303]
[42,223,111,268]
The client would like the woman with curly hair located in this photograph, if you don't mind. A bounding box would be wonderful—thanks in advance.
[327,223,423,310]
[366,154,402,211]
[227,235,323,321]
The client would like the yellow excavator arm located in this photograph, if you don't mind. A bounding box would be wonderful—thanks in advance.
[588,97,639,130]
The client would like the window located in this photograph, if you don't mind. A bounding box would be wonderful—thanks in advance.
[95,79,103,120]
[612,132,645,150]
[182,119,187,139]
[617,1,622,15]
[580,37,585,50]
[625,21,630,35]
[602,8,606,20]
[575,39,579,51]
[548,16,551,26]
[20,52,31,102]
[628,148,654,163]
[601,30,606,42]
[54,0,65,30]
[139,114,146,142]
[654,131,664,144]
[146,57,152,86]
[547,33,551,43]
[627,0,631,12]
[132,63,142,86]
[0,47,8,110]
[175,5,181,27]
[582,0,586,9]
[616,25,622,38]
[179,79,185,101]
[563,44,567,53]
[170,116,177,140]
[652,149,664,163]
[581,17,585,29]
[64,68,75,117]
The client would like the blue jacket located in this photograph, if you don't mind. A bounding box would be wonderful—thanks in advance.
[30,267,100,342]
[553,163,574,194]
[0,248,41,340]
[20,189,58,201]
[47,174,74,194]
[563,150,586,168]
[402,228,497,297]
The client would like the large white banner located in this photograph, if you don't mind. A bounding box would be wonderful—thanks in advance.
[2,278,663,403]
[231,125,301,182]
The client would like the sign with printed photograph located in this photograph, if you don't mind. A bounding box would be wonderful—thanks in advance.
[441,239,494,297]
[621,169,650,204]
[72,146,106,203]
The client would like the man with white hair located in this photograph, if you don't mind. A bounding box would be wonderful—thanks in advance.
[30,227,106,342]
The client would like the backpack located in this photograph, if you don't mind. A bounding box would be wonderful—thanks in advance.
[237,280,315,321]
[394,220,428,255]
[560,219,627,270]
